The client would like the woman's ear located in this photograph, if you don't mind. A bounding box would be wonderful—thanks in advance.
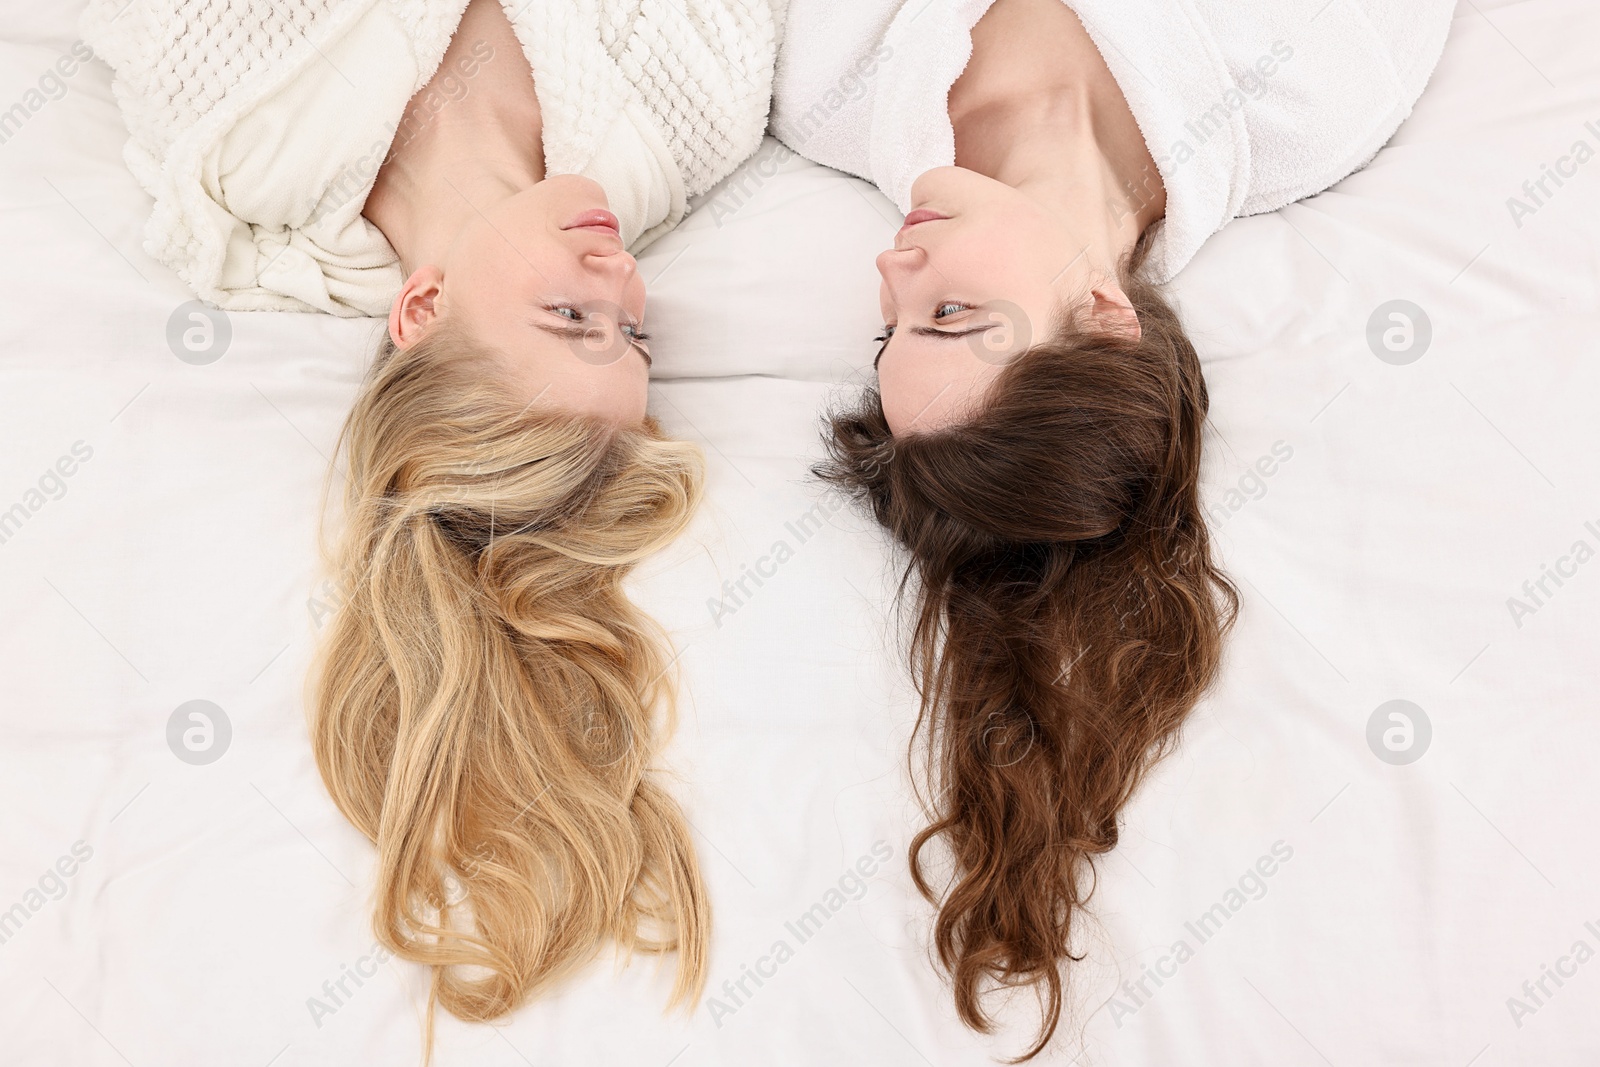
[1087,284,1141,343]
[388,265,446,349]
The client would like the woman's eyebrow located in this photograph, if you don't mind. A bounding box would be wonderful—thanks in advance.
[531,321,652,366]
[531,321,588,342]
[910,325,991,338]
[875,324,991,370]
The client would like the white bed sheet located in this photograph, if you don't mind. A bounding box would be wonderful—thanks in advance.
[2,2,1598,1065]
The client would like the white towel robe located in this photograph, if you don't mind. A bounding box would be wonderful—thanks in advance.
[770,0,1455,283]
[81,0,778,316]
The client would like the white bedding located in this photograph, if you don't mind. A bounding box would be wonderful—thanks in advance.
[2,3,1597,1065]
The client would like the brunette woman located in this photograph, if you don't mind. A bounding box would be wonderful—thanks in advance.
[773,0,1454,1055]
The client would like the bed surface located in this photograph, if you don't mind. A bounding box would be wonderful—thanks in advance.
[2,2,1598,1064]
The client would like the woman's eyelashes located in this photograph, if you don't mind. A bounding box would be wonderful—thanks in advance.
[548,304,650,345]
[872,303,975,367]
[873,325,895,367]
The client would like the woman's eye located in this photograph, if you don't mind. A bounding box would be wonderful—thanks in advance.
[622,323,648,340]
[874,325,896,342]
[551,306,582,321]
[935,302,970,319]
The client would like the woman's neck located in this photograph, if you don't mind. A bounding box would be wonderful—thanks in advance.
[948,0,1164,277]
[363,0,545,275]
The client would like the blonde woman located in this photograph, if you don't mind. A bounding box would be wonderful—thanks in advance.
[82,0,777,1042]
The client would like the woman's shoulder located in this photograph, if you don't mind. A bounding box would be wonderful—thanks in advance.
[78,0,461,316]
[613,0,782,197]
[1186,0,1458,214]
[78,0,458,164]
[515,0,778,199]
[770,0,917,183]
[1060,0,1455,277]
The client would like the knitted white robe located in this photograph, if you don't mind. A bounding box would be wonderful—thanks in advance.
[771,0,1455,283]
[81,0,778,316]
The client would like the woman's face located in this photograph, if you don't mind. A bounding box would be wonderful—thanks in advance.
[392,174,652,424]
[874,166,1135,435]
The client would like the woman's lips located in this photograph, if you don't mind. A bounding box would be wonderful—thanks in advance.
[899,209,948,232]
[561,209,620,236]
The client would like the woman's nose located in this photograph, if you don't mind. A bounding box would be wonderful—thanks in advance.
[590,248,639,280]
[875,245,923,292]
[875,247,898,280]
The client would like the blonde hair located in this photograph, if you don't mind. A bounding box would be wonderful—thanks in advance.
[307,319,708,1051]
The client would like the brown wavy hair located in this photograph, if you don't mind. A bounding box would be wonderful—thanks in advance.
[308,318,707,1058]
[817,244,1237,1059]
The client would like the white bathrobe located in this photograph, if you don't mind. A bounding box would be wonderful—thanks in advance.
[770,0,1455,283]
[81,0,778,316]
